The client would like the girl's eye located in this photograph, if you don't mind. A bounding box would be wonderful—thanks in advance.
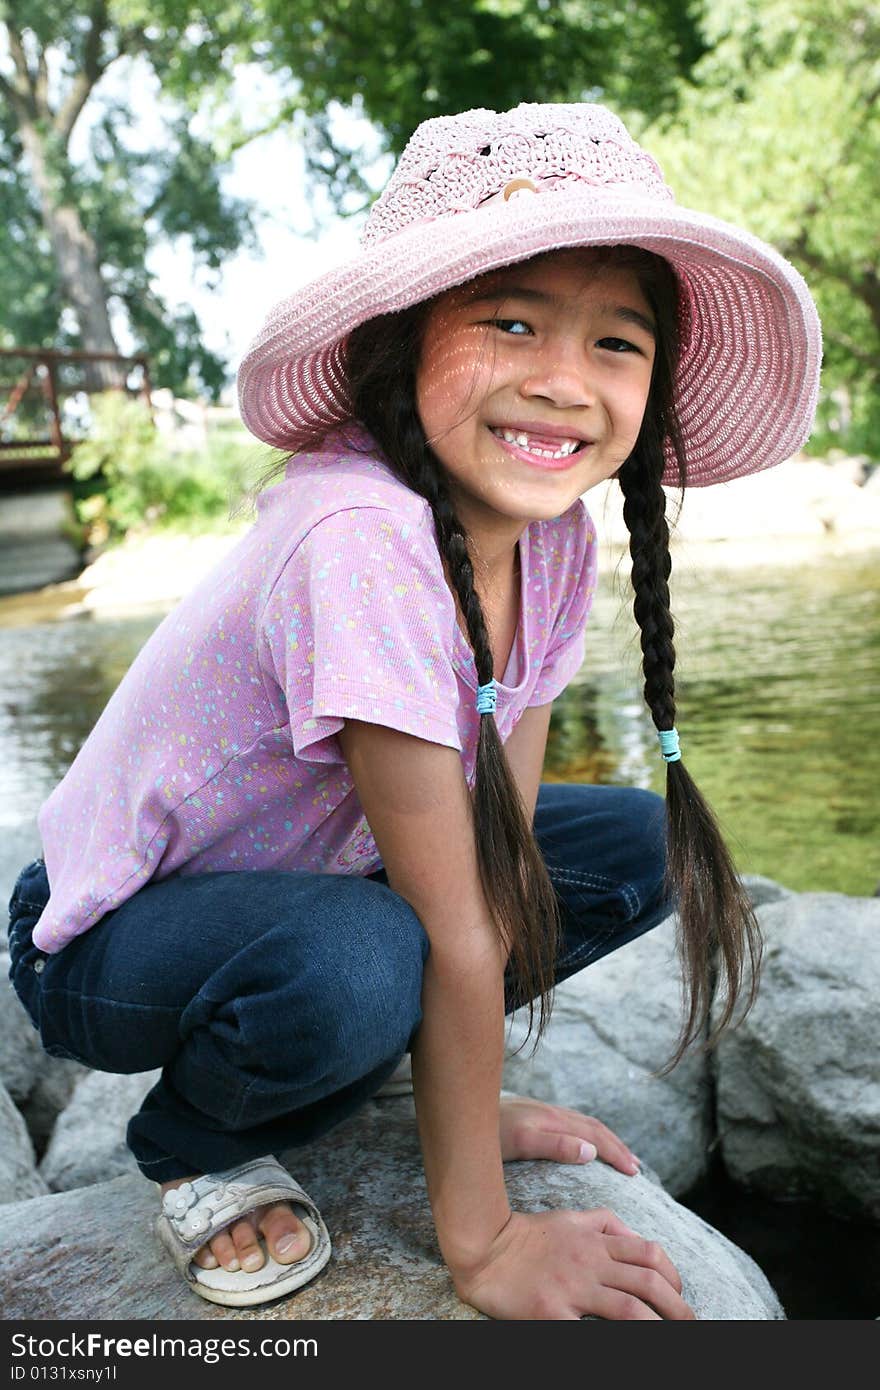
[598,337,639,354]
[487,318,532,336]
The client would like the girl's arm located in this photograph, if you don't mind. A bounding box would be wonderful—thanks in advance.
[337,719,512,1269]
[337,719,694,1319]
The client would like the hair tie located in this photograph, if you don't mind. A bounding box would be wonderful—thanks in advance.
[658,727,681,762]
[476,680,498,715]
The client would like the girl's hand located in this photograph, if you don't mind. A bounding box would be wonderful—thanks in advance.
[452,1208,696,1321]
[499,1093,641,1176]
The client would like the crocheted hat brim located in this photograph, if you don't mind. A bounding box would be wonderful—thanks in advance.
[237,188,822,487]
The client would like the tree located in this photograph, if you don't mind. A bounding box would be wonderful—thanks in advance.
[0,1,261,394]
[260,0,707,198]
[0,0,707,399]
[641,0,880,454]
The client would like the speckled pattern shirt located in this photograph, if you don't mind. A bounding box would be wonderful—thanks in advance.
[35,425,598,952]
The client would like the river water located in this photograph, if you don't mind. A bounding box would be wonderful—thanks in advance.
[1,545,878,894]
[0,543,877,1317]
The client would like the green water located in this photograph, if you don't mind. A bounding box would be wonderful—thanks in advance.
[546,548,880,897]
[1,547,878,896]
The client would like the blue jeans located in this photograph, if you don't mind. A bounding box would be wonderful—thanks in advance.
[7,783,670,1184]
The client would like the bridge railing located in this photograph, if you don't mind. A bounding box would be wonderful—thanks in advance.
[0,349,152,486]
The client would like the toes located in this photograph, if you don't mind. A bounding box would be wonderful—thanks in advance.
[229,1213,267,1272]
[207,1226,244,1272]
[181,1200,311,1274]
[260,1201,313,1265]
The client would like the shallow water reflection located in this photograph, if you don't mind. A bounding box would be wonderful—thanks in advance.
[548,548,880,896]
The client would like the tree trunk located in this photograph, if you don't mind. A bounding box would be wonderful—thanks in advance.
[18,120,127,393]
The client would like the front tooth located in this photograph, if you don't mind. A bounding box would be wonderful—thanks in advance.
[515,433,529,447]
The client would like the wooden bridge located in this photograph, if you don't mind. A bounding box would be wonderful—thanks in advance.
[0,348,152,489]
[0,348,152,595]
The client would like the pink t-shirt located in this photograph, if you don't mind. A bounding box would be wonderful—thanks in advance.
[35,425,598,953]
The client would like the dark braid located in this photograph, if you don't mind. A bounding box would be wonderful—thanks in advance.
[249,243,765,1069]
[617,249,763,1072]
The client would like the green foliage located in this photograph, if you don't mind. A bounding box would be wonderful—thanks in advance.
[3,0,876,454]
[64,391,256,541]
[641,0,880,457]
[0,0,261,394]
[0,103,65,349]
[262,0,707,208]
[0,0,708,398]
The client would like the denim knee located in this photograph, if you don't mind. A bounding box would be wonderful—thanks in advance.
[543,783,668,924]
[177,876,430,1105]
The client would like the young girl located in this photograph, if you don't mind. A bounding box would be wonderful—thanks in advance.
[7,103,821,1320]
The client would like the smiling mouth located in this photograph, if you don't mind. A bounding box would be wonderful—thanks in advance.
[489,427,589,460]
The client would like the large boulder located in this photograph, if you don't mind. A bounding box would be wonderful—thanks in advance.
[40,1069,161,1192]
[715,892,880,1219]
[18,1061,87,1154]
[0,1096,783,1319]
[0,950,47,1102]
[741,875,796,909]
[0,1080,48,1204]
[503,914,712,1197]
[0,950,85,1151]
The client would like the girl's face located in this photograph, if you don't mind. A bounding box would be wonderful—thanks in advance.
[415,249,657,569]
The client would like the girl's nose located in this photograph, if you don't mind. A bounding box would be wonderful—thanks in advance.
[518,342,596,410]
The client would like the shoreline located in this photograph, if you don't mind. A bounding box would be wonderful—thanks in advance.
[1,524,877,630]
[2,451,879,626]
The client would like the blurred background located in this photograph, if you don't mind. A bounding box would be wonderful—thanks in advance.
[0,0,878,877]
[0,0,878,1319]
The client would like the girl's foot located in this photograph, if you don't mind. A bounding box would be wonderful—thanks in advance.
[160,1176,313,1273]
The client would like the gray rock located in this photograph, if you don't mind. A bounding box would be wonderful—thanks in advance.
[0,1098,783,1319]
[741,875,796,909]
[0,949,86,1150]
[40,1069,162,1192]
[0,949,46,1102]
[715,892,880,1219]
[0,1080,49,1204]
[19,1060,86,1153]
[502,914,712,1197]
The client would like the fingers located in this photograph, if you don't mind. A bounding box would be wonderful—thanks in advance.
[452,1207,693,1322]
[600,1261,696,1320]
[571,1114,640,1175]
[590,1289,663,1320]
[499,1097,640,1175]
[593,1222,692,1318]
[588,1207,641,1240]
[604,1235,684,1295]
[536,1107,641,1175]
[525,1127,598,1165]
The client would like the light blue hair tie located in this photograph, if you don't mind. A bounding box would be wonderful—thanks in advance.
[476,680,498,715]
[658,727,681,763]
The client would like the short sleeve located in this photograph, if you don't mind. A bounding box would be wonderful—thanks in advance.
[259,507,463,764]
[527,506,598,706]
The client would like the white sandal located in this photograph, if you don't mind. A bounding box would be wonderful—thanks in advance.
[156,1154,331,1307]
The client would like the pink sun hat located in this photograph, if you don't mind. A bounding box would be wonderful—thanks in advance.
[237,102,822,486]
